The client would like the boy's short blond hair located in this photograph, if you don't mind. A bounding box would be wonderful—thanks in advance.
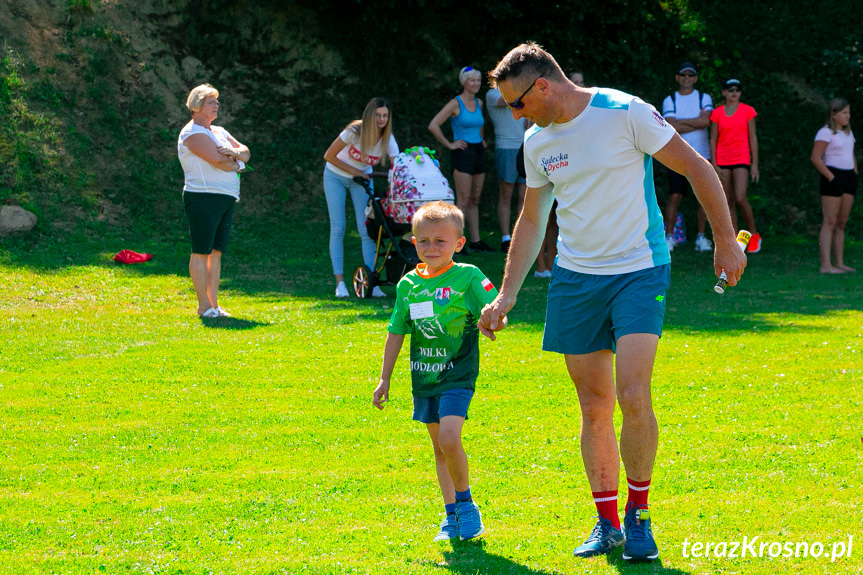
[412,201,464,236]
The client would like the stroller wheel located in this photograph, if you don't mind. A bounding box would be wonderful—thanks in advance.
[353,265,373,298]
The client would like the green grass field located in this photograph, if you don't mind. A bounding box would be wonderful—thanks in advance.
[1,223,861,574]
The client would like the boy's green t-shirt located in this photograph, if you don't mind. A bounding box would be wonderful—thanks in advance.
[388,262,498,397]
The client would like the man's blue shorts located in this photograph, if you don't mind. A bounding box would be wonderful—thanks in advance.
[542,263,670,355]
[412,387,474,424]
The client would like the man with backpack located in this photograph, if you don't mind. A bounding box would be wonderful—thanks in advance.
[661,62,714,253]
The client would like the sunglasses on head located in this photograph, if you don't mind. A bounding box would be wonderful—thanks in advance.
[506,78,540,110]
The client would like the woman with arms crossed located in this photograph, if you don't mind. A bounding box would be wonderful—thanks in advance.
[177,83,249,318]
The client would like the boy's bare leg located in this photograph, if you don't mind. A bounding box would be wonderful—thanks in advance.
[437,415,469,491]
[426,423,456,504]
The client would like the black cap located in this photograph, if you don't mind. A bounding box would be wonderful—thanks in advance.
[677,62,697,75]
[722,78,742,90]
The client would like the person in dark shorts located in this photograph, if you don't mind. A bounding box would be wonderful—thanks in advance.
[429,66,493,252]
[373,201,499,542]
[811,97,857,273]
[177,83,250,318]
[661,62,714,253]
[709,78,762,253]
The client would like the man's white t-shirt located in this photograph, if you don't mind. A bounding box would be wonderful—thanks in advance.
[524,88,675,275]
[661,90,713,159]
[325,128,399,178]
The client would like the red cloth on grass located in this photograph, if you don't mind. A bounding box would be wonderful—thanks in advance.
[114,249,153,264]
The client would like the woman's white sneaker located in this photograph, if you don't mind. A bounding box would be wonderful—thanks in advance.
[335,282,349,298]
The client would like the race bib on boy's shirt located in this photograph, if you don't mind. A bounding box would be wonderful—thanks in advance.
[388,263,498,397]
[409,301,434,320]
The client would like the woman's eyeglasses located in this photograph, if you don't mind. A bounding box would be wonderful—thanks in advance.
[506,78,540,110]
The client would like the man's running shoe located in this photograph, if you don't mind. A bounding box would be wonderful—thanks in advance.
[747,233,762,253]
[623,505,659,561]
[455,500,485,540]
[433,514,459,542]
[694,235,713,252]
[573,517,624,558]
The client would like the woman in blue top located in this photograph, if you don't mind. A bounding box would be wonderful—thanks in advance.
[429,66,492,252]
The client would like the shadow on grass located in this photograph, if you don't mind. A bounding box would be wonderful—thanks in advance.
[428,538,563,575]
[603,547,692,574]
[4,222,862,333]
[200,316,270,330]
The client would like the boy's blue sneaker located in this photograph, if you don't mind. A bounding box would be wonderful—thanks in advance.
[433,514,459,542]
[573,516,624,557]
[622,505,659,561]
[455,500,485,540]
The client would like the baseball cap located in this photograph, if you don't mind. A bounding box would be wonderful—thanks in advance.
[722,78,742,89]
[677,62,697,75]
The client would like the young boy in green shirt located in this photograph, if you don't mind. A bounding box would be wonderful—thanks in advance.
[373,200,503,542]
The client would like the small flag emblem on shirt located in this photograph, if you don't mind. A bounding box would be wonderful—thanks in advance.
[481,278,494,292]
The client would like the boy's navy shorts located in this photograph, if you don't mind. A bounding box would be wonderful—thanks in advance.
[412,387,474,424]
[542,263,670,355]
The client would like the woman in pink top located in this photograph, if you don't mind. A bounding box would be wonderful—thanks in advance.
[810,97,857,273]
[710,78,761,252]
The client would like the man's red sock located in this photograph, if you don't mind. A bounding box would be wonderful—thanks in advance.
[626,477,651,512]
[592,490,620,530]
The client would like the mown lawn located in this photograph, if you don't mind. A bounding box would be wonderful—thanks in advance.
[1,224,861,574]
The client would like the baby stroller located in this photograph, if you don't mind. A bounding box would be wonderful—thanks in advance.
[352,146,455,298]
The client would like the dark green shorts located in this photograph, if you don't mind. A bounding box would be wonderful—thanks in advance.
[183,192,236,254]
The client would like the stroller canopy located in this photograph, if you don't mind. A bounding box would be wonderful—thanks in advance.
[385,146,455,224]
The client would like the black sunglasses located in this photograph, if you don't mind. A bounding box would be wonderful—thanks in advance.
[506,78,540,110]
[725,86,741,92]
[679,73,697,77]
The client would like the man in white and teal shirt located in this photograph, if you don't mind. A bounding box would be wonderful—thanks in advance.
[483,43,746,562]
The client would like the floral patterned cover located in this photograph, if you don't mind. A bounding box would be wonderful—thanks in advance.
[385,146,454,224]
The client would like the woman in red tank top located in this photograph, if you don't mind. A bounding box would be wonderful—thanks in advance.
[709,78,762,253]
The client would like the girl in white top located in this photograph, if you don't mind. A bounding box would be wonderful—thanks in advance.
[323,97,399,298]
[177,83,250,318]
[810,97,857,273]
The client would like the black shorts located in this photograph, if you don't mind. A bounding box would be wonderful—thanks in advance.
[820,167,858,197]
[184,192,236,254]
[451,142,487,175]
[667,170,691,196]
[717,164,750,171]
